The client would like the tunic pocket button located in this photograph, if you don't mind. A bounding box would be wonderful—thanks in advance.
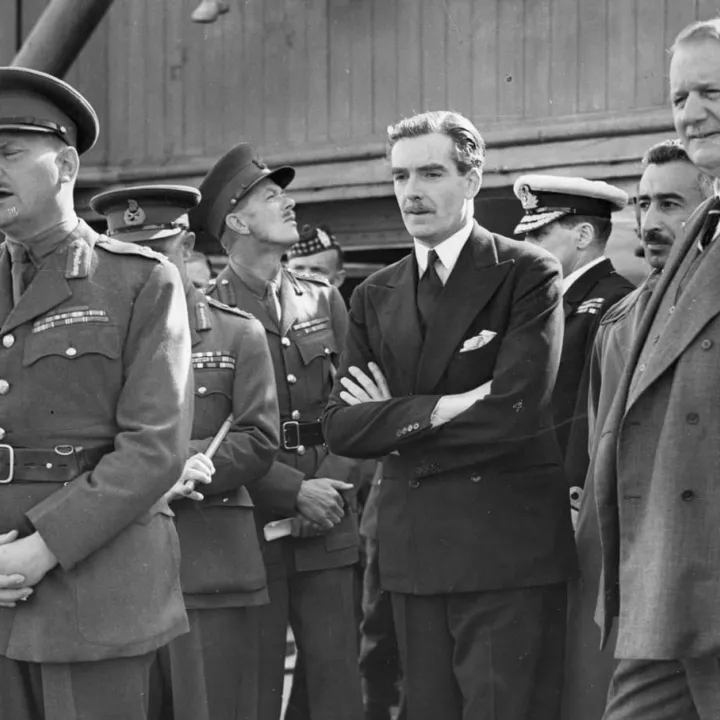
[470,473,482,483]
[409,479,420,489]
[681,490,695,501]
[701,339,713,350]
[2,335,14,348]
[65,347,77,357]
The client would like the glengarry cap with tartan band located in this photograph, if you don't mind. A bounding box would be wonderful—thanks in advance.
[0,66,99,155]
[513,174,628,235]
[90,184,201,244]
[190,142,295,241]
[286,225,341,259]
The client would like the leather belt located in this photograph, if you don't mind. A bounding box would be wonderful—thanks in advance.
[0,445,113,484]
[281,421,324,450]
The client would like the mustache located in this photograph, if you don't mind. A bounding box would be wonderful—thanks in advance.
[403,203,433,213]
[642,229,673,246]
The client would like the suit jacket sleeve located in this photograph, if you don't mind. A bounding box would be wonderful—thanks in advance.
[189,318,280,496]
[27,262,193,571]
[324,253,563,470]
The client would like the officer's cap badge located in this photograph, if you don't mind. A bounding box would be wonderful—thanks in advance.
[123,199,146,226]
[517,185,538,211]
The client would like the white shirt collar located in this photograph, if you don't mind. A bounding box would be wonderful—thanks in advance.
[562,256,606,295]
[413,217,474,282]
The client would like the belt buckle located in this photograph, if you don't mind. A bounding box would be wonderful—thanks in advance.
[282,421,300,450]
[0,444,14,484]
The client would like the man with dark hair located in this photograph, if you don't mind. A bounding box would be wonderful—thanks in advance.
[562,139,713,720]
[514,175,634,496]
[323,110,576,720]
[593,19,720,718]
[190,143,363,720]
[286,225,346,289]
[0,68,192,719]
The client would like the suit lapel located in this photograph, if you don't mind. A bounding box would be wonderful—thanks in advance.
[622,198,713,411]
[1,249,72,334]
[415,225,512,393]
[367,256,423,386]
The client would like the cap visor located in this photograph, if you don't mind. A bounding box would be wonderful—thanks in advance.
[111,227,183,244]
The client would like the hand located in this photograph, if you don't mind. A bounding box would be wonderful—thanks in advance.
[296,478,353,530]
[339,362,391,406]
[0,531,33,608]
[431,380,493,428]
[0,531,57,589]
[165,453,215,502]
[290,516,326,538]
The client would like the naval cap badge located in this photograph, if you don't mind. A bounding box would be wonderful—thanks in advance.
[124,199,146,226]
[517,185,539,211]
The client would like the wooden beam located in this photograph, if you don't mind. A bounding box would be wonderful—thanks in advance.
[12,0,115,77]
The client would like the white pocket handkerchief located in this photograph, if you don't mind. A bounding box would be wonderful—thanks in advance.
[460,330,497,353]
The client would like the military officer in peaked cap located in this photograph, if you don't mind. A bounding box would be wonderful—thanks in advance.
[91,184,280,720]
[191,143,364,720]
[514,174,634,500]
[0,68,193,719]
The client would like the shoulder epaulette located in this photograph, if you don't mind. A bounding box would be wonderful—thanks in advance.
[205,276,237,306]
[206,294,255,320]
[95,235,164,262]
[286,268,331,287]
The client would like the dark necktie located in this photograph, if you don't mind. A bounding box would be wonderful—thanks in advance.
[417,249,443,333]
[8,244,33,306]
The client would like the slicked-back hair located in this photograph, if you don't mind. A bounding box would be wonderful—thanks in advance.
[386,111,485,175]
[641,139,714,198]
[554,214,613,246]
[671,18,720,55]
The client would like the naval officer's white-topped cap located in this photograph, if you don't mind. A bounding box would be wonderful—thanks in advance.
[513,174,628,235]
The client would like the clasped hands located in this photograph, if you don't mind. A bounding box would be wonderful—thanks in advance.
[164,453,216,503]
[0,530,58,608]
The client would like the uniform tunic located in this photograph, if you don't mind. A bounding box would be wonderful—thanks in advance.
[206,263,363,720]
[152,285,280,720]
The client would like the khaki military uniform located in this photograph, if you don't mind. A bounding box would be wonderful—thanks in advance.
[206,263,363,720]
[151,285,280,720]
[0,220,192,719]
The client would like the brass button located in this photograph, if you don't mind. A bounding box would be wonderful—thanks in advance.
[323,347,331,355]
[669,305,676,315]
[222,497,228,503]
[65,347,77,357]
[0,380,10,395]
[291,410,301,421]
[221,279,229,285]
[701,339,713,350]
[638,364,645,373]
[0,428,6,440]
[296,445,306,455]
[470,473,482,483]
[2,335,14,348]
[45,462,53,469]
[287,374,297,384]
[409,479,420,489]
[281,337,291,347]
[198,386,207,395]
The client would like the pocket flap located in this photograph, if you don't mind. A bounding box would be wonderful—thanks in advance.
[295,332,339,366]
[24,325,120,367]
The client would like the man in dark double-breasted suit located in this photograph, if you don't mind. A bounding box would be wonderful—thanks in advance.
[323,111,576,720]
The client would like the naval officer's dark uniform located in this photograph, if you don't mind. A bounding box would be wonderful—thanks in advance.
[90,184,281,720]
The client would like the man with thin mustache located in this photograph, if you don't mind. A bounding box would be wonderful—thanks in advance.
[562,139,713,720]
[323,111,576,720]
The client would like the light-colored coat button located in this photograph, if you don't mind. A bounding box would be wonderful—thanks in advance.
[65,347,77,357]
[198,386,207,395]
[282,337,291,347]
[296,445,306,455]
[291,410,301,420]
[0,428,6,440]
[0,380,10,395]
[2,335,14,348]
[287,374,297,384]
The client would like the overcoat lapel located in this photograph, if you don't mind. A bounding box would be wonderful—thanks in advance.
[1,250,71,334]
[415,226,512,394]
[367,255,423,387]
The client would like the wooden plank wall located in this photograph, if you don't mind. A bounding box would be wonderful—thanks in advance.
[11,0,720,172]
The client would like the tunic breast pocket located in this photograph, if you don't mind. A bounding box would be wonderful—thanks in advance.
[23,324,121,367]
[295,330,339,386]
[192,369,233,433]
